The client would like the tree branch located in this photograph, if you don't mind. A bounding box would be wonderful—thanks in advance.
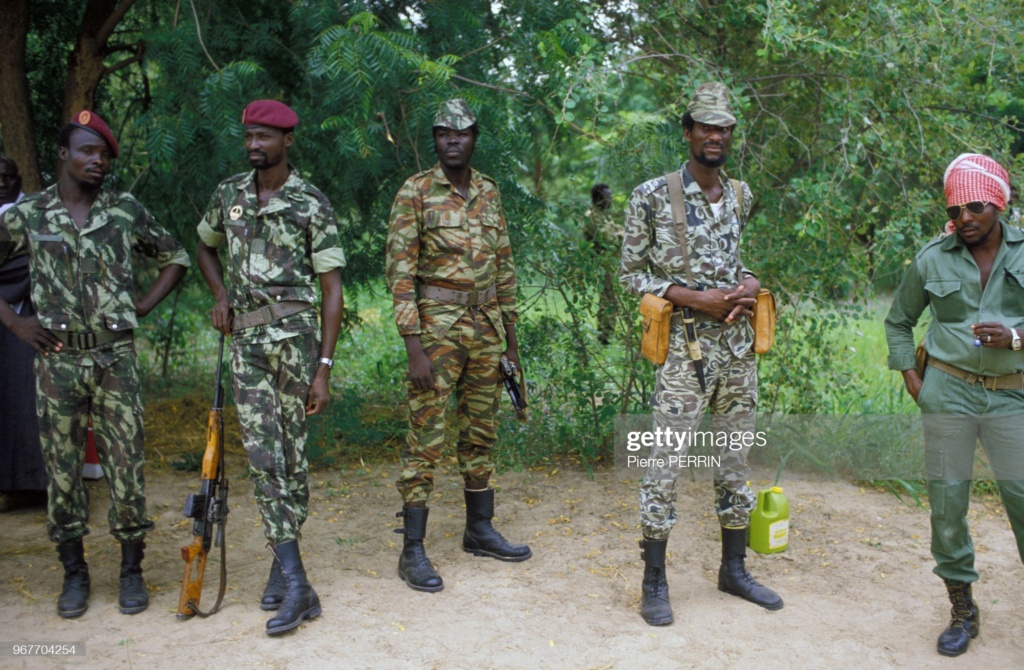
[102,44,144,77]
[190,0,220,71]
[96,0,139,45]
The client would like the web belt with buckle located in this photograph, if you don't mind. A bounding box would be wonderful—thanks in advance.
[49,329,130,350]
[419,284,497,306]
[232,300,313,332]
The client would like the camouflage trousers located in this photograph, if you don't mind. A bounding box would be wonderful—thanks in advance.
[231,332,318,544]
[397,308,503,504]
[639,324,757,540]
[34,338,153,544]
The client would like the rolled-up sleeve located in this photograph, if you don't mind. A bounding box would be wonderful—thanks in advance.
[197,189,226,249]
[310,199,346,274]
[130,196,190,268]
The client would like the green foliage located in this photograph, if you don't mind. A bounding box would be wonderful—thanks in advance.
[17,0,1024,484]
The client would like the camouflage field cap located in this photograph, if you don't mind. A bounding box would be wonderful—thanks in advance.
[433,98,477,130]
[686,82,736,126]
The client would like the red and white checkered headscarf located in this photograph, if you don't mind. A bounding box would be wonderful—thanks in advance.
[941,153,1010,235]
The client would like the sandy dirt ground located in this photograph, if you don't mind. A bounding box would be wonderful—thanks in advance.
[2,408,1024,669]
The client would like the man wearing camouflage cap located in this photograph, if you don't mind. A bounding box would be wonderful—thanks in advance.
[619,82,782,625]
[386,98,531,593]
[196,99,345,635]
[0,111,190,618]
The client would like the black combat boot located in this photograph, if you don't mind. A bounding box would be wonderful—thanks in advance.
[396,506,444,592]
[718,527,783,610]
[260,558,286,611]
[56,539,90,618]
[937,580,980,656]
[639,537,673,626]
[463,488,532,561]
[118,540,149,614]
[266,540,321,635]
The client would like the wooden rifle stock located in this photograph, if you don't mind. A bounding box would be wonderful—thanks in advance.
[177,334,229,618]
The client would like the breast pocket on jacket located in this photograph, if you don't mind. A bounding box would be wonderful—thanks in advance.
[925,279,965,323]
[1002,268,1024,316]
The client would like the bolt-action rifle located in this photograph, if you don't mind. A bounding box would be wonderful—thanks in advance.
[177,334,229,618]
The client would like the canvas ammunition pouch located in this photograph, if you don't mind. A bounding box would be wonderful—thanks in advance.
[640,293,673,365]
[751,288,777,355]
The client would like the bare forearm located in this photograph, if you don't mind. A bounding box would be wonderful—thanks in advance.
[318,270,343,360]
[136,264,186,318]
[196,242,228,300]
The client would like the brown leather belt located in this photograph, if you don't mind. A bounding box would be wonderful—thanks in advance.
[232,300,312,332]
[419,284,497,306]
[49,329,130,350]
[927,358,1024,391]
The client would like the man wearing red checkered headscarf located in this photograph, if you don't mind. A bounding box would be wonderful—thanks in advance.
[886,153,1024,657]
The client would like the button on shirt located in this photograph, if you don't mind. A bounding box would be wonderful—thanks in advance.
[885,223,1024,376]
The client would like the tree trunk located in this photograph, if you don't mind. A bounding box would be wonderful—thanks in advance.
[0,0,42,192]
[62,0,140,121]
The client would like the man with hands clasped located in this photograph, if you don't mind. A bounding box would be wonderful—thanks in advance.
[619,82,781,627]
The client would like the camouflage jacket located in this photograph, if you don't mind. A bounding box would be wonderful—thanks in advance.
[619,165,756,354]
[385,163,517,346]
[0,185,189,334]
[197,168,346,343]
[583,207,621,254]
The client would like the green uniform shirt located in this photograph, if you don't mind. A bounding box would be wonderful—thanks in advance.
[0,185,190,334]
[885,223,1024,375]
[197,168,346,344]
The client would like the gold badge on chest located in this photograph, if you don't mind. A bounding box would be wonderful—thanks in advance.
[229,205,243,221]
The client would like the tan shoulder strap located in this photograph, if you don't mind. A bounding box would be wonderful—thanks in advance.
[730,178,744,217]
[665,171,696,290]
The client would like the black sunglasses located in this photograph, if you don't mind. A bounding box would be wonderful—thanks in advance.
[946,201,988,221]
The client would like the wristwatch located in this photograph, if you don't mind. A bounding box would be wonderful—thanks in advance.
[1012,328,1022,351]
[318,357,334,368]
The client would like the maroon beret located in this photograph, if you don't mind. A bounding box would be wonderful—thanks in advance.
[241,100,299,129]
[70,110,119,158]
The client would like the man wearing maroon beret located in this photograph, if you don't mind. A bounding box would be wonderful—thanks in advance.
[0,110,190,618]
[196,99,345,636]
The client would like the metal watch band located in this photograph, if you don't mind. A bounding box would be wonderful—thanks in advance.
[1012,328,1021,351]
[318,357,334,368]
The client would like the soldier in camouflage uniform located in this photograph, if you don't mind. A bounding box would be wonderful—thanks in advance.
[619,83,783,625]
[196,100,345,635]
[385,98,531,593]
[0,111,189,618]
